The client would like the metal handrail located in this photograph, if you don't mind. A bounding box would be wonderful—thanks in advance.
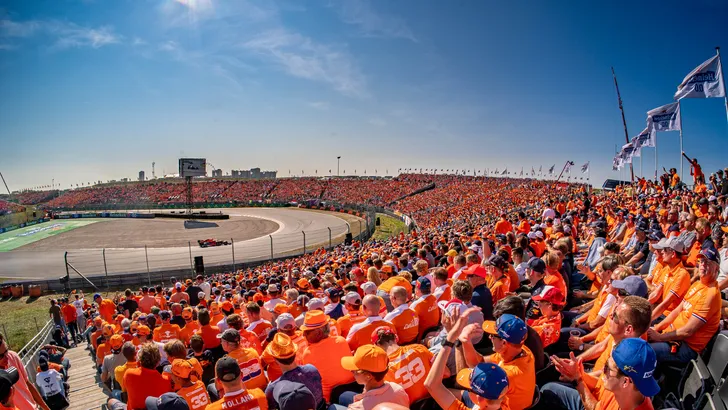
[19,319,53,366]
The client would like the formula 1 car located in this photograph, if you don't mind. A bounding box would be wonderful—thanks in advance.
[198,239,231,248]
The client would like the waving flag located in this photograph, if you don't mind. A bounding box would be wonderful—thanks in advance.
[674,54,725,100]
[634,127,655,148]
[564,161,575,173]
[531,167,535,176]
[520,167,523,176]
[501,168,508,175]
[581,162,590,173]
[646,102,681,132]
[548,165,555,174]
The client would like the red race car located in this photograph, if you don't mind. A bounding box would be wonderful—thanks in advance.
[198,239,230,248]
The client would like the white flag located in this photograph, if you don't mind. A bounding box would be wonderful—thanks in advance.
[620,142,639,163]
[501,168,508,175]
[581,162,590,173]
[646,102,681,132]
[564,161,575,173]
[612,156,622,171]
[548,165,555,174]
[634,127,655,149]
[674,54,725,100]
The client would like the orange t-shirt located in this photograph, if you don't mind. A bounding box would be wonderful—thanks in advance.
[91,329,103,350]
[179,322,201,346]
[517,220,531,235]
[204,388,267,410]
[544,270,567,297]
[300,336,355,402]
[347,318,397,351]
[246,320,273,342]
[99,299,117,322]
[410,294,439,340]
[154,323,182,343]
[378,277,412,298]
[124,367,172,410]
[506,265,520,292]
[665,281,721,352]
[488,277,510,306]
[238,329,263,354]
[495,220,513,235]
[530,314,561,348]
[659,263,691,316]
[384,306,419,344]
[336,311,367,338]
[487,347,536,410]
[177,380,210,410]
[196,324,221,349]
[684,240,702,268]
[226,348,268,391]
[96,342,111,364]
[61,304,77,323]
[385,344,434,404]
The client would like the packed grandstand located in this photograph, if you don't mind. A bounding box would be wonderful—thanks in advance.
[2,169,728,410]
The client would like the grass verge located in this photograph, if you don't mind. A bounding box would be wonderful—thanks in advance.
[372,213,408,241]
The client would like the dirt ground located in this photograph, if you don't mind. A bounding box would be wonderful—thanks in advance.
[17,216,279,250]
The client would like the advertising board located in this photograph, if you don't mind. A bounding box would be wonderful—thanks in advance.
[179,158,207,177]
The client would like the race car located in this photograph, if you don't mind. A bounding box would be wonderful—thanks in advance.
[198,239,231,248]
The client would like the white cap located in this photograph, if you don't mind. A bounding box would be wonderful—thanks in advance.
[306,298,325,310]
[527,231,537,239]
[709,195,717,202]
[360,282,377,294]
[175,282,182,288]
[344,292,362,305]
[652,237,686,254]
[535,231,544,239]
[275,313,296,329]
[268,284,279,293]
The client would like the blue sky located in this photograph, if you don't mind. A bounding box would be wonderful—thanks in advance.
[1,0,727,191]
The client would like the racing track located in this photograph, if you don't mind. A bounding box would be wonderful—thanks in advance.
[0,208,363,280]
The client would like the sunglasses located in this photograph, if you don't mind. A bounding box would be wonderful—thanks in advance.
[617,289,629,297]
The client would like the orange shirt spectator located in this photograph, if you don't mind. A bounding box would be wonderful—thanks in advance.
[410,292,439,340]
[124,367,172,410]
[196,324,222,350]
[227,346,268,391]
[61,303,77,324]
[154,323,182,344]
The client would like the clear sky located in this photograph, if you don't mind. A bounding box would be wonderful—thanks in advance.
[1,0,727,191]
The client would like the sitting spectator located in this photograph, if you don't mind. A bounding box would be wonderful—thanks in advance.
[347,296,396,352]
[463,265,494,320]
[215,329,267,394]
[170,359,210,410]
[35,357,67,410]
[382,287,419,345]
[144,393,190,410]
[110,343,171,410]
[187,334,215,385]
[270,381,317,410]
[410,277,440,340]
[205,356,267,410]
[100,335,125,391]
[264,333,324,410]
[529,286,565,349]
[334,345,409,410]
[372,326,433,405]
[113,342,139,399]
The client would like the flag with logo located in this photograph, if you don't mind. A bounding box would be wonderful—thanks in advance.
[564,161,575,173]
[620,142,639,163]
[634,127,655,149]
[501,168,508,175]
[548,165,555,174]
[674,54,726,100]
[581,162,589,173]
[646,102,681,132]
[612,155,622,171]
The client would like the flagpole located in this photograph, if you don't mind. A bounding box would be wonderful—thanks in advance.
[654,134,658,182]
[679,100,684,182]
[717,47,728,124]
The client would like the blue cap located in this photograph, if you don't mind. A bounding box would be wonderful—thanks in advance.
[145,393,190,410]
[611,338,659,397]
[527,257,546,274]
[647,230,665,241]
[415,276,431,291]
[698,246,719,264]
[482,314,528,344]
[456,362,509,400]
[272,381,316,410]
[611,276,648,298]
[93,293,101,299]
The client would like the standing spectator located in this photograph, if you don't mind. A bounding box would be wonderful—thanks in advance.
[170,283,190,304]
[48,300,64,333]
[72,293,86,332]
[95,294,117,324]
[138,287,157,314]
[0,333,51,410]
[60,298,78,345]
[410,277,440,340]
[121,290,138,316]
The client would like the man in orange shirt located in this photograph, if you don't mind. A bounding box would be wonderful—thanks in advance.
[204,356,266,410]
[115,343,171,410]
[194,309,222,359]
[347,295,397,352]
[299,311,355,403]
[154,311,182,344]
[178,308,200,346]
[516,211,531,235]
[383,287,419,345]
[336,292,367,338]
[648,247,722,365]
[219,329,267,392]
[138,286,157,314]
[495,212,513,235]
[167,359,210,410]
[244,303,272,343]
[170,283,190,304]
[372,326,433,405]
[96,324,115,367]
[432,268,451,303]
[409,277,439,341]
[484,254,510,306]
[94,294,117,324]
[649,237,690,322]
[60,298,78,345]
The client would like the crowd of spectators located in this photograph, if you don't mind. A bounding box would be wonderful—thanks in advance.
[13,190,59,205]
[2,169,728,410]
[0,199,25,216]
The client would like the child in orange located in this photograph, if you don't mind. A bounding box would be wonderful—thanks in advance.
[529,286,564,348]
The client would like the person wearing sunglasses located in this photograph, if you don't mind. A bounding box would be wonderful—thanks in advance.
[648,237,690,323]
[0,334,51,410]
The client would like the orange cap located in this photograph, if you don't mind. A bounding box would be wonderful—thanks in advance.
[273,304,289,315]
[109,334,124,350]
[171,359,197,380]
[221,301,234,312]
[264,333,298,360]
[101,324,115,337]
[253,293,264,303]
[130,321,139,332]
[296,278,310,289]
[341,345,389,373]
[136,325,151,336]
[381,265,392,273]
[115,314,125,321]
[182,307,193,320]
[93,317,103,325]
[299,311,330,331]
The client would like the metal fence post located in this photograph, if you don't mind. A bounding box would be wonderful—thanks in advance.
[302,231,306,255]
[269,235,274,259]
[103,248,109,291]
[358,220,362,240]
[328,227,332,248]
[346,222,351,233]
[231,238,236,271]
[145,245,151,285]
[189,241,193,272]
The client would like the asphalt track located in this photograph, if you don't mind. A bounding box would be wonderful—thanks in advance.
[0,208,363,280]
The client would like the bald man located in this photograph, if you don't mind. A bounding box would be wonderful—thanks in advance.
[346,295,397,351]
[383,286,419,344]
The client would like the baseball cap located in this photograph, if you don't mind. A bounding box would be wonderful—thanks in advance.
[456,362,509,400]
[0,367,20,401]
[300,311,330,331]
[343,292,362,305]
[652,237,686,253]
[415,277,431,291]
[296,278,310,289]
[38,357,49,372]
[697,246,720,264]
[265,333,298,360]
[136,325,151,336]
[532,285,565,306]
[325,287,343,298]
[93,293,102,299]
[341,345,389,373]
[647,230,665,241]
[215,356,241,382]
[465,265,488,278]
[527,257,546,274]
[159,310,171,320]
[305,298,325,311]
[275,313,296,330]
[446,249,458,257]
[101,324,115,337]
[217,329,241,343]
[171,359,197,380]
[273,303,289,315]
[221,301,234,313]
[611,276,648,298]
[611,338,660,397]
[144,393,190,410]
[175,282,182,289]
[273,381,316,410]
[109,334,124,350]
[269,284,280,293]
[360,282,377,294]
[482,314,528,344]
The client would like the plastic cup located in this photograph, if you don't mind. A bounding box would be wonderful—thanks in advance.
[569,329,581,338]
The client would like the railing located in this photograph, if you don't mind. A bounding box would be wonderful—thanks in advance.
[19,319,54,380]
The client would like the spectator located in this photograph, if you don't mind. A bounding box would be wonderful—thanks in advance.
[264,333,323,409]
[100,335,125,391]
[35,357,67,410]
[216,329,267,393]
[334,345,409,410]
[169,359,210,410]
[372,326,433,405]
[463,265,494,320]
[205,356,266,410]
[144,393,190,410]
[113,342,138,399]
[347,296,396,351]
[111,343,171,410]
[410,277,440,340]
[382,287,419,345]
